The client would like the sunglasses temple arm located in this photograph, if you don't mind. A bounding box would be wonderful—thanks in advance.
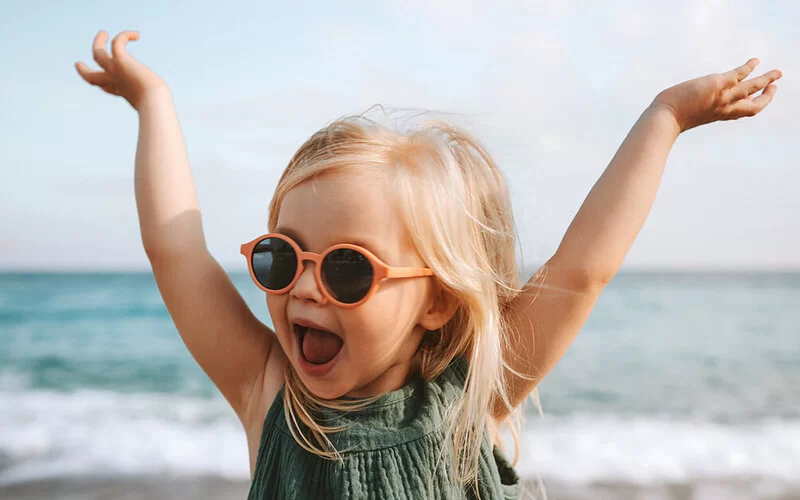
[385,267,434,279]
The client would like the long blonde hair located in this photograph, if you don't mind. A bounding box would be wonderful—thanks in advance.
[267,109,536,492]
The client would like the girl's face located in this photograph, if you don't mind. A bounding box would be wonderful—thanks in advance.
[268,170,440,399]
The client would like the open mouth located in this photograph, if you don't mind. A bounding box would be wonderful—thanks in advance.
[294,324,344,367]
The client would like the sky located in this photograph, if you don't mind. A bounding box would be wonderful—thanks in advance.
[1,0,798,272]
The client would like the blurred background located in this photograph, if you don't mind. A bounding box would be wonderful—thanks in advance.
[1,1,798,499]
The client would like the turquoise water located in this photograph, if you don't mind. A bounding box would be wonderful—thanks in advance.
[1,271,798,485]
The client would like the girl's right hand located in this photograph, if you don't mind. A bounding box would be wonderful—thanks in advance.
[75,30,168,110]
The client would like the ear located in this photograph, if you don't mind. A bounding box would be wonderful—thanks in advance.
[418,282,459,332]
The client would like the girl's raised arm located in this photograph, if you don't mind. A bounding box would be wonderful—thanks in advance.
[76,31,282,428]
[494,58,782,420]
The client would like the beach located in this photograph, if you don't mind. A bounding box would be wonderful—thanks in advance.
[1,271,798,499]
[2,476,800,500]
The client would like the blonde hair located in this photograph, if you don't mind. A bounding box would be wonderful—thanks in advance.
[267,108,539,493]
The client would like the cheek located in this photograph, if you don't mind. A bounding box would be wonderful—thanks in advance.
[347,282,428,351]
[266,295,290,340]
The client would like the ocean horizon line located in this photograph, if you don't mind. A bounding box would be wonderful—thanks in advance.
[1,267,799,275]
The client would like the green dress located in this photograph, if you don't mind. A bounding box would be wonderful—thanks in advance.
[248,356,522,499]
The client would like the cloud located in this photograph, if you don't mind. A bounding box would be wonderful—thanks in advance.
[166,0,800,270]
[4,0,797,270]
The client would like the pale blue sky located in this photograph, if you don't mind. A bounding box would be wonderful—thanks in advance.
[2,0,798,271]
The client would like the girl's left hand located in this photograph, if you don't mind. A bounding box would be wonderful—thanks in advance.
[653,58,783,133]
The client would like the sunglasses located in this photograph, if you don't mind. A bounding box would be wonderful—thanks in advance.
[240,233,434,307]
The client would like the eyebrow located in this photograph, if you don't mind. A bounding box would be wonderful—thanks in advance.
[274,226,307,249]
[274,226,386,259]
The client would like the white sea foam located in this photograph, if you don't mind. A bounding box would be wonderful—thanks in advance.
[505,414,800,485]
[1,390,799,487]
[0,390,248,485]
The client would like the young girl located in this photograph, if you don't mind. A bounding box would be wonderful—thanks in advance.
[75,30,782,499]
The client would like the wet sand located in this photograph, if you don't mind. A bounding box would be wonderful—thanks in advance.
[0,476,797,499]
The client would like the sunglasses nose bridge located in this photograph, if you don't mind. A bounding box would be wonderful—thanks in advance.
[292,251,329,303]
[296,250,323,267]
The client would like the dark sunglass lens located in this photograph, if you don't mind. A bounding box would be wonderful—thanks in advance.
[252,238,297,291]
[321,249,374,304]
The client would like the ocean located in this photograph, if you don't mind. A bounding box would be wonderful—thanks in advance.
[1,271,798,499]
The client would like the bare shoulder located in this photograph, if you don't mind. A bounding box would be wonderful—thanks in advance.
[242,342,288,474]
[243,342,287,431]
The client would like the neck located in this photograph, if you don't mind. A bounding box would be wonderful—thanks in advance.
[346,328,426,397]
[346,359,416,398]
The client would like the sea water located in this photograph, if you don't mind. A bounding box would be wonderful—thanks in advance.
[0,271,798,490]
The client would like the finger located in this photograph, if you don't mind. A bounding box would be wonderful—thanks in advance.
[111,31,139,61]
[75,61,112,86]
[92,30,112,70]
[750,83,777,109]
[732,84,777,118]
[728,69,783,101]
[724,58,759,86]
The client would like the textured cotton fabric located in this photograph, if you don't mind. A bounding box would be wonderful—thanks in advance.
[248,357,521,499]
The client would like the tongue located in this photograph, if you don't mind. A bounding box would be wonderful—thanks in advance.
[302,328,343,365]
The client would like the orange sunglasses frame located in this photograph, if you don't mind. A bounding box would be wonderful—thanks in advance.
[240,233,434,308]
